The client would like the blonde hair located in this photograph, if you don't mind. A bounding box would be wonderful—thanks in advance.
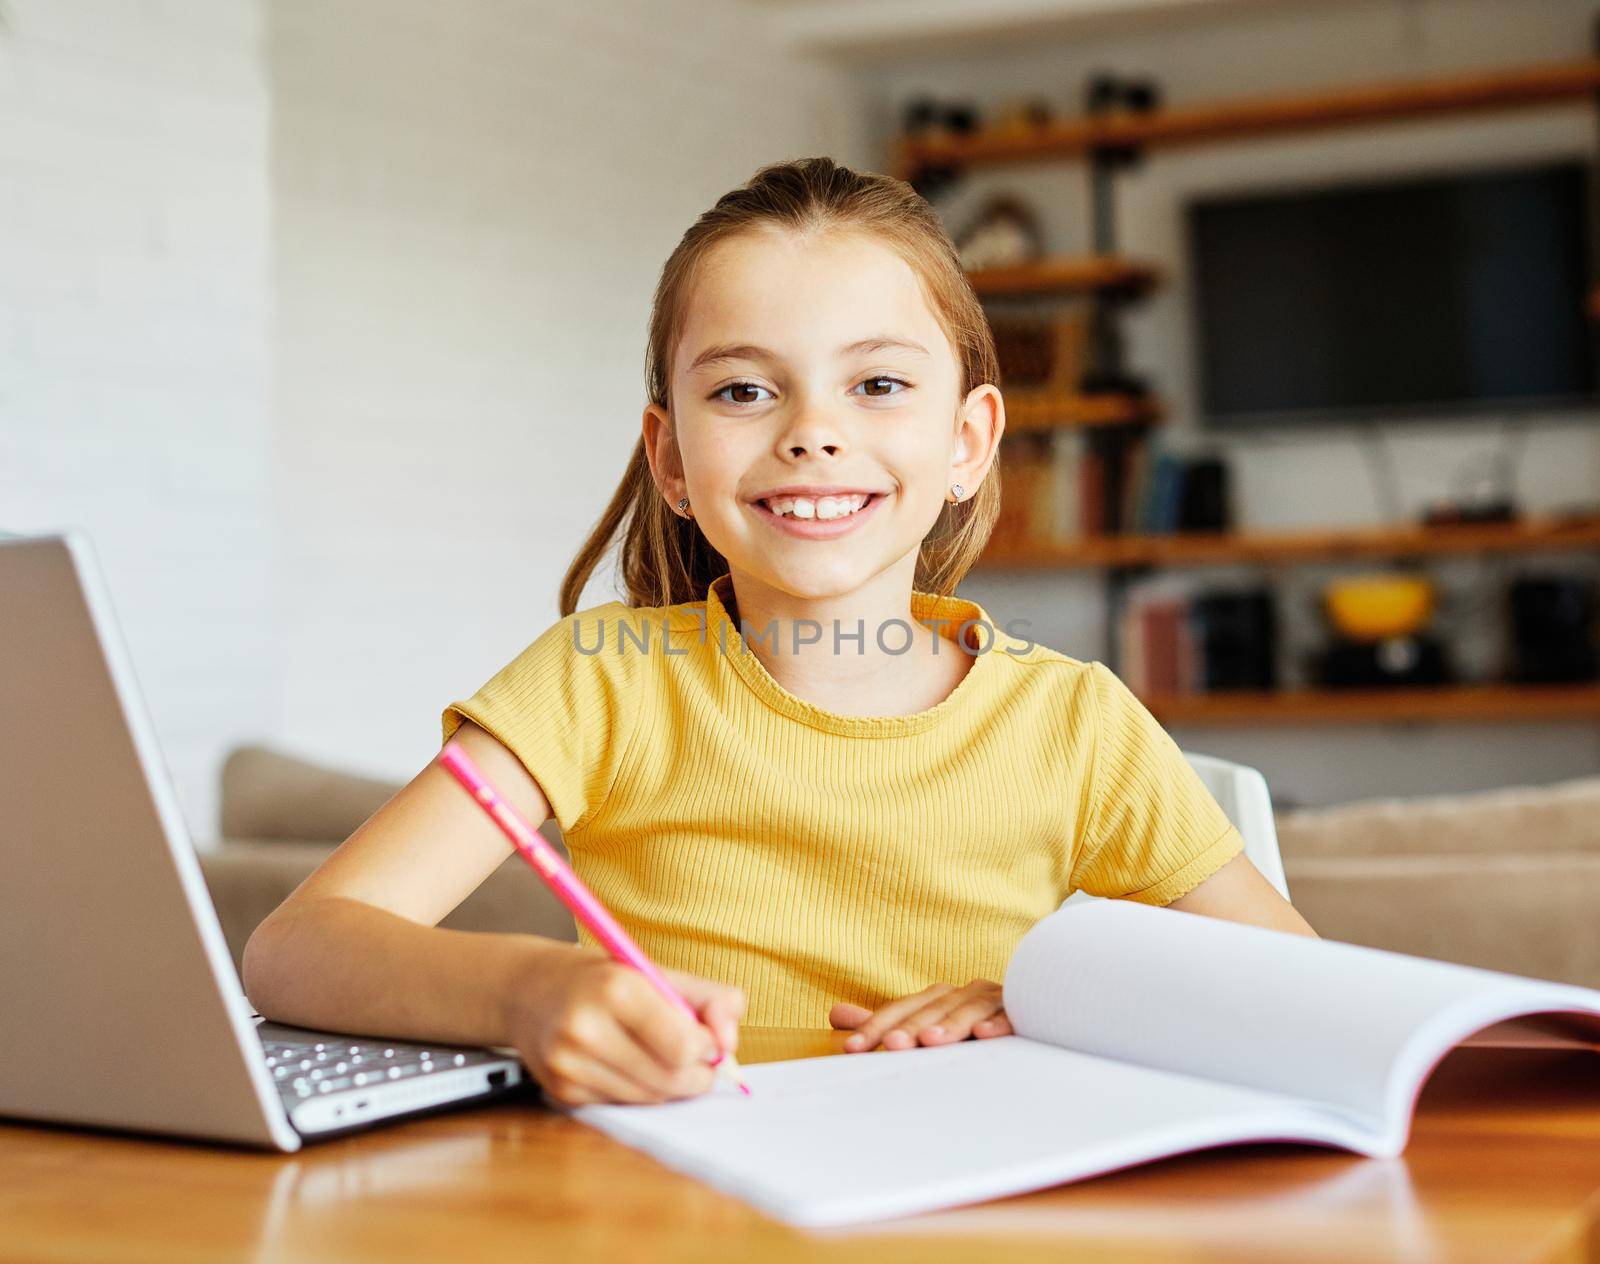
[559,156,1002,616]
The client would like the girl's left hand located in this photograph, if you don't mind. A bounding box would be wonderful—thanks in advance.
[829,981,1014,1052]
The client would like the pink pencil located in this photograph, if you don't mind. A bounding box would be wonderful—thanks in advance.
[436,738,751,1098]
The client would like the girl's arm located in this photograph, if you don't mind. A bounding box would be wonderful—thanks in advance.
[241,718,569,1047]
[241,720,742,1105]
[1166,851,1318,937]
[833,851,1316,1053]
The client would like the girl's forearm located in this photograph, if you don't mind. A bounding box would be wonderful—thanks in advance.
[241,896,580,1048]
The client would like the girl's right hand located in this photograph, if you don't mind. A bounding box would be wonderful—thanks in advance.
[506,946,746,1107]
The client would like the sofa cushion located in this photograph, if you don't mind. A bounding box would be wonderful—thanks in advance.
[1283,851,1600,988]
[1275,775,1600,860]
[221,746,401,844]
[219,743,566,852]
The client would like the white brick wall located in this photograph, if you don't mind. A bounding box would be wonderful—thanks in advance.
[0,0,275,844]
[267,0,872,779]
[0,0,867,838]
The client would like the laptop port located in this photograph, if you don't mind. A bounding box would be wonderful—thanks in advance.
[487,1070,509,1089]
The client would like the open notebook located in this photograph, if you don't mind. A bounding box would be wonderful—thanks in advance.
[570,900,1600,1229]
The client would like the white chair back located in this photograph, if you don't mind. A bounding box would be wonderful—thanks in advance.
[1182,752,1290,900]
[1062,751,1290,908]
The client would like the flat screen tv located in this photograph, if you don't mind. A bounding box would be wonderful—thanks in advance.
[1188,161,1597,428]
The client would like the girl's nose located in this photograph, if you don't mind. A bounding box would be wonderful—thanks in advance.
[776,406,849,459]
[785,438,843,458]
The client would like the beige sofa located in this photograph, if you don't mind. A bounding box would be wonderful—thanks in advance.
[201,746,1600,991]
[1274,778,1600,987]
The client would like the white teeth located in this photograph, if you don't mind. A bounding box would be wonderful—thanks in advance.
[764,494,870,521]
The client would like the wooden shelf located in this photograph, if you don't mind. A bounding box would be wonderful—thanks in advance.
[966,256,1159,299]
[898,59,1600,175]
[977,515,1600,571]
[1142,683,1600,727]
[1004,391,1163,432]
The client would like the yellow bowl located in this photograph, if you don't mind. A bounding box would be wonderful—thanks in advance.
[1324,574,1435,642]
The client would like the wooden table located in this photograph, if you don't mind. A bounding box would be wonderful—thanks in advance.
[4,1028,1600,1263]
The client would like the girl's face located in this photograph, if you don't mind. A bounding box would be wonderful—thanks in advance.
[644,228,1002,602]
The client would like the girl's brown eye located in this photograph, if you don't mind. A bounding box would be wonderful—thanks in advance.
[857,377,906,397]
[715,382,772,404]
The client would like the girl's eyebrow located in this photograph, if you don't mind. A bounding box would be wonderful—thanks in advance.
[687,336,931,375]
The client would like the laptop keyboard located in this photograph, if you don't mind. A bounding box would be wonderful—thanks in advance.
[262,1034,495,1103]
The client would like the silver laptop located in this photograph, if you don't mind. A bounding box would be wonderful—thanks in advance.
[0,530,525,1151]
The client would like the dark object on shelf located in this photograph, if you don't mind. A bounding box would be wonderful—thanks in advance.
[1093,431,1132,536]
[943,103,979,133]
[1122,80,1161,113]
[1510,574,1599,683]
[1422,499,1518,526]
[1085,72,1163,120]
[1085,71,1161,174]
[901,96,981,138]
[1316,636,1454,688]
[1193,589,1276,691]
[900,96,982,201]
[1079,366,1150,396]
[902,97,937,136]
[1177,456,1232,531]
[1086,74,1120,116]
[1080,373,1149,397]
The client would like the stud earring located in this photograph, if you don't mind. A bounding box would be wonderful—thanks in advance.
[950,483,965,502]
[677,496,691,516]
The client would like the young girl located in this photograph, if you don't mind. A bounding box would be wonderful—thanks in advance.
[243,157,1315,1110]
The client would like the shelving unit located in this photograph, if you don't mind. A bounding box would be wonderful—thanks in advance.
[1143,683,1600,727]
[976,515,1600,571]
[898,59,1600,175]
[919,57,1600,725]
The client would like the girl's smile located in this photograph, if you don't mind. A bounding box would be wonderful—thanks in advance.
[746,487,890,539]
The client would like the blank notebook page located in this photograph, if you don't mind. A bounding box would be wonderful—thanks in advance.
[570,1035,1312,1228]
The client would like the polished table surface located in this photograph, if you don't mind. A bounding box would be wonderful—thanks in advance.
[4,1027,1600,1263]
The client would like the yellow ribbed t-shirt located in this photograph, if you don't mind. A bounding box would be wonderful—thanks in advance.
[441,572,1242,1029]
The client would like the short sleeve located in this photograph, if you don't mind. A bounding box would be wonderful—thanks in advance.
[440,603,641,833]
[1068,662,1244,904]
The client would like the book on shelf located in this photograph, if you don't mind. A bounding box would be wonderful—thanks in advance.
[1047,429,1082,540]
[1079,439,1104,537]
[988,429,1229,548]
[1120,595,1198,697]
[1118,576,1205,696]
[991,433,1057,547]
[1037,432,1200,542]
[1052,310,1088,392]
[569,899,1600,1229]
[1141,450,1189,534]
[1118,444,1219,536]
